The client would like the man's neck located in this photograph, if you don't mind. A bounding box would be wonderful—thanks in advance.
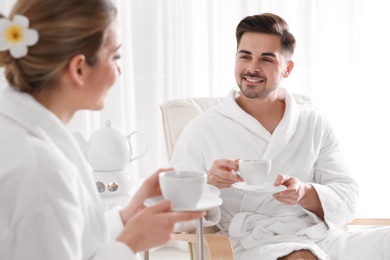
[236,93,285,134]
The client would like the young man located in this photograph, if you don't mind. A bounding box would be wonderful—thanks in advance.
[170,13,390,259]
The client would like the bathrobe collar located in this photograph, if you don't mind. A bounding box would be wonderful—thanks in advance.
[0,87,101,204]
[214,87,300,160]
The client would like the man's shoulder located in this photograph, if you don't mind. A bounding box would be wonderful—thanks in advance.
[185,105,224,129]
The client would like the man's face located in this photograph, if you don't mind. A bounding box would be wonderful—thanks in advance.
[235,32,292,99]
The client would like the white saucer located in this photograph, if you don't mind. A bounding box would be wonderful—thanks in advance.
[232,182,287,194]
[144,194,222,212]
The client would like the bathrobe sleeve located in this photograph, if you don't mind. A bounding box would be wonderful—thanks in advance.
[170,127,208,173]
[2,167,135,260]
[102,206,138,259]
[105,206,125,239]
[0,140,136,260]
[310,118,359,229]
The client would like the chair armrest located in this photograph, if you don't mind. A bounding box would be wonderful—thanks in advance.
[348,218,390,226]
[171,233,198,243]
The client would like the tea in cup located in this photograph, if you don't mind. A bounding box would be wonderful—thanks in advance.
[238,159,271,186]
[159,170,207,208]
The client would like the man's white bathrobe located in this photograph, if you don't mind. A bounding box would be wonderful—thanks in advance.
[0,87,136,259]
[171,88,390,259]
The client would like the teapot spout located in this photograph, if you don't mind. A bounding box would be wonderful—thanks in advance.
[73,132,88,158]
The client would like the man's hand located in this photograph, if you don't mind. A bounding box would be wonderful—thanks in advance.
[273,175,324,219]
[272,175,308,205]
[207,159,243,189]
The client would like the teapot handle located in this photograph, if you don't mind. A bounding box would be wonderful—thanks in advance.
[126,131,148,163]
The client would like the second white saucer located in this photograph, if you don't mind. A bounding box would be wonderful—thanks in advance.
[232,182,287,194]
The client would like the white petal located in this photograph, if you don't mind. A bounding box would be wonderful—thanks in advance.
[0,36,10,51]
[13,15,29,28]
[9,43,27,59]
[0,18,12,34]
[24,29,39,46]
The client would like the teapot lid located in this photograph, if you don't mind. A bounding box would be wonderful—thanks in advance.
[92,120,122,136]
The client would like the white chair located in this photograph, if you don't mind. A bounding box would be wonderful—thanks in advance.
[158,95,390,260]
[160,97,225,161]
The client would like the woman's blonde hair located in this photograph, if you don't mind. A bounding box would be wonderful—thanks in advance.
[0,0,117,93]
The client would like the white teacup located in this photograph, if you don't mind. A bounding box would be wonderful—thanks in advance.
[238,159,271,186]
[159,170,207,208]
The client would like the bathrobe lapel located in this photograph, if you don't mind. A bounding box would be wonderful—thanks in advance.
[216,88,300,161]
[262,91,300,160]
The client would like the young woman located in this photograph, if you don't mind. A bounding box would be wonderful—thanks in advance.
[0,0,203,259]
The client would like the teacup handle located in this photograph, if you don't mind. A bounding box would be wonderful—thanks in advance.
[231,170,243,179]
[126,131,148,163]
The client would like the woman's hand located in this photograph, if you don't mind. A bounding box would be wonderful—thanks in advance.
[117,200,205,253]
[120,168,173,225]
[207,159,243,189]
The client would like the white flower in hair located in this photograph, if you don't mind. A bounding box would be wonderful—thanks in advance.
[0,14,39,59]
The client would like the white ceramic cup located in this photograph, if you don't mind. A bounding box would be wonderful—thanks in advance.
[238,159,271,186]
[159,170,207,208]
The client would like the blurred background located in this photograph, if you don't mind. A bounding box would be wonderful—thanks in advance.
[1,0,388,218]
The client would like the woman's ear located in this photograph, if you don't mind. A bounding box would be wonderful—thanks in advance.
[67,54,88,87]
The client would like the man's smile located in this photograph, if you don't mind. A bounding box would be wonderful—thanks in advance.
[243,76,265,83]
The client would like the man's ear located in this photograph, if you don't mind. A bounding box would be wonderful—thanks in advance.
[67,54,88,87]
[284,60,294,78]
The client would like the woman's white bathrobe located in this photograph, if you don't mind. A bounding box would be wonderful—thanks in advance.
[171,88,389,259]
[0,87,136,259]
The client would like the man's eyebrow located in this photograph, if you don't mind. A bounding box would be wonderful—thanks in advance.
[237,50,277,58]
[261,52,277,58]
[237,49,251,55]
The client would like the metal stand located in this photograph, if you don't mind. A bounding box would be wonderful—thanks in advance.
[195,218,204,260]
[143,250,149,260]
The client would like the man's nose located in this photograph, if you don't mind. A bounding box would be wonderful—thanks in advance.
[246,61,261,74]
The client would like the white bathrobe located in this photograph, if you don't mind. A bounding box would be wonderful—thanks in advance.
[0,87,136,260]
[171,88,390,259]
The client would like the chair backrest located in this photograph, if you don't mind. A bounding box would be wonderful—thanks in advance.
[160,97,224,161]
[159,93,314,161]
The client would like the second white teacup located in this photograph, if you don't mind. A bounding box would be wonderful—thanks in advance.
[159,170,207,208]
[238,159,271,186]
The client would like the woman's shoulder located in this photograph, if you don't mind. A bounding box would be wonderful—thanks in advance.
[0,117,80,186]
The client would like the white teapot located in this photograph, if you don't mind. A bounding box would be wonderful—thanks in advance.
[73,120,148,171]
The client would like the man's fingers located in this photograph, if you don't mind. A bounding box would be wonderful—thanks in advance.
[210,172,241,185]
[218,173,236,182]
[274,174,289,185]
[214,159,238,171]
